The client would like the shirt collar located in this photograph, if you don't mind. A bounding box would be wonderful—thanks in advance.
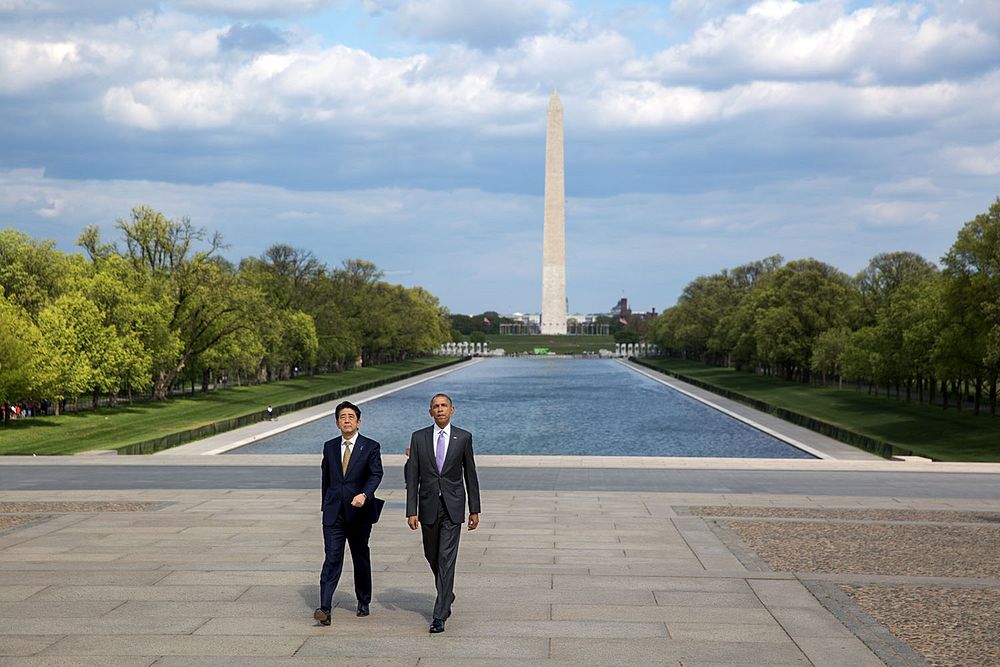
[342,435,356,446]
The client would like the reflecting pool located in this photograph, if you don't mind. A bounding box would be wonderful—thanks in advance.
[230,359,813,458]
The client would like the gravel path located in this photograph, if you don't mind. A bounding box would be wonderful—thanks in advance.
[688,505,1000,667]
[842,585,1000,667]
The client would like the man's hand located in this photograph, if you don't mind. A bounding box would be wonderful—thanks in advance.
[351,493,366,507]
[407,515,419,530]
[468,513,479,530]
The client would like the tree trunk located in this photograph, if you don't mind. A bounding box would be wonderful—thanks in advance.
[153,358,187,401]
[974,376,982,416]
[201,369,211,393]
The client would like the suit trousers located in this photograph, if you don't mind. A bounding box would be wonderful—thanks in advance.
[421,502,461,620]
[319,513,373,611]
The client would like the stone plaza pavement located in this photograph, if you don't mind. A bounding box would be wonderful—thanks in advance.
[2,481,999,666]
[1,365,998,666]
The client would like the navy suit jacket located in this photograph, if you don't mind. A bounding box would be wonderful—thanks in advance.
[405,425,480,525]
[321,433,383,527]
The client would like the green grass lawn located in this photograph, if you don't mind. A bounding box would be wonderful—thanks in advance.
[644,359,1000,462]
[485,334,615,354]
[0,358,456,456]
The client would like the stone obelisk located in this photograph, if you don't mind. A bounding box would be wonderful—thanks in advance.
[541,89,567,335]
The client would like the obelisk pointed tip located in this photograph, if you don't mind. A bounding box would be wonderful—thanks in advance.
[548,87,562,112]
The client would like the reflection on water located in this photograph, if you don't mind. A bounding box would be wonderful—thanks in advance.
[229,358,813,458]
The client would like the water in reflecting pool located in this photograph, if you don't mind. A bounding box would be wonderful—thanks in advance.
[229,358,813,458]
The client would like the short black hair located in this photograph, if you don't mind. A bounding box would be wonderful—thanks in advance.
[429,393,453,407]
[335,401,361,420]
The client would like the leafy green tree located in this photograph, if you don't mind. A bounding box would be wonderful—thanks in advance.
[810,326,851,387]
[652,256,783,366]
[0,229,74,317]
[849,252,939,398]
[939,198,1000,413]
[35,294,106,413]
[614,329,641,344]
[0,291,43,407]
[856,252,938,321]
[743,259,859,381]
[241,244,323,312]
[78,253,157,404]
[106,206,264,399]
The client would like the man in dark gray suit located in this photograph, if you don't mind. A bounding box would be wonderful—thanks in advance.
[406,393,481,634]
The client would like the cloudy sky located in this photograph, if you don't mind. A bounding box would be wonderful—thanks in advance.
[2,0,998,314]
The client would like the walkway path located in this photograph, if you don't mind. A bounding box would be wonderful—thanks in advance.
[1,482,997,665]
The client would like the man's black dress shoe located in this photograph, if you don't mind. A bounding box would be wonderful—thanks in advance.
[429,618,445,633]
[313,608,331,626]
[357,602,370,617]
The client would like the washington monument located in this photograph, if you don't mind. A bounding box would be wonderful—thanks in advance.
[541,89,567,335]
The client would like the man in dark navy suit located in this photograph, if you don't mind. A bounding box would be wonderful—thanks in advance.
[314,400,384,626]
[406,393,481,634]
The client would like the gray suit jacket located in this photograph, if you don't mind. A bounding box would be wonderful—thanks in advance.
[405,425,481,525]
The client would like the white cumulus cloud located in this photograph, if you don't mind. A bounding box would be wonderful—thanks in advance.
[647,0,999,85]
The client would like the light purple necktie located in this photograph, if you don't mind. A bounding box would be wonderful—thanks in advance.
[435,430,446,473]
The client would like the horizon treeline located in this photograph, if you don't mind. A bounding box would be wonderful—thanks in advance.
[648,197,1000,416]
[0,205,450,414]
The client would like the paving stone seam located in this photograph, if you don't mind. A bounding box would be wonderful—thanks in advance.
[742,572,805,661]
[803,580,930,667]
[288,636,310,658]
[668,514,744,574]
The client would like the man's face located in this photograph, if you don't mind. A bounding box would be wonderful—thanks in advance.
[337,409,360,439]
[429,396,455,428]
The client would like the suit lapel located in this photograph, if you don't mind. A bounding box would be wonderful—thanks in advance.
[423,427,437,473]
[331,436,345,479]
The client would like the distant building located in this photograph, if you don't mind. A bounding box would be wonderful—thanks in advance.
[612,298,657,323]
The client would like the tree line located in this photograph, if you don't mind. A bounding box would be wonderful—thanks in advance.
[0,206,451,415]
[648,198,1000,416]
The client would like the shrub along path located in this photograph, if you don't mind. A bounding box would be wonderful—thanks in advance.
[0,358,457,456]
[642,359,1000,462]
